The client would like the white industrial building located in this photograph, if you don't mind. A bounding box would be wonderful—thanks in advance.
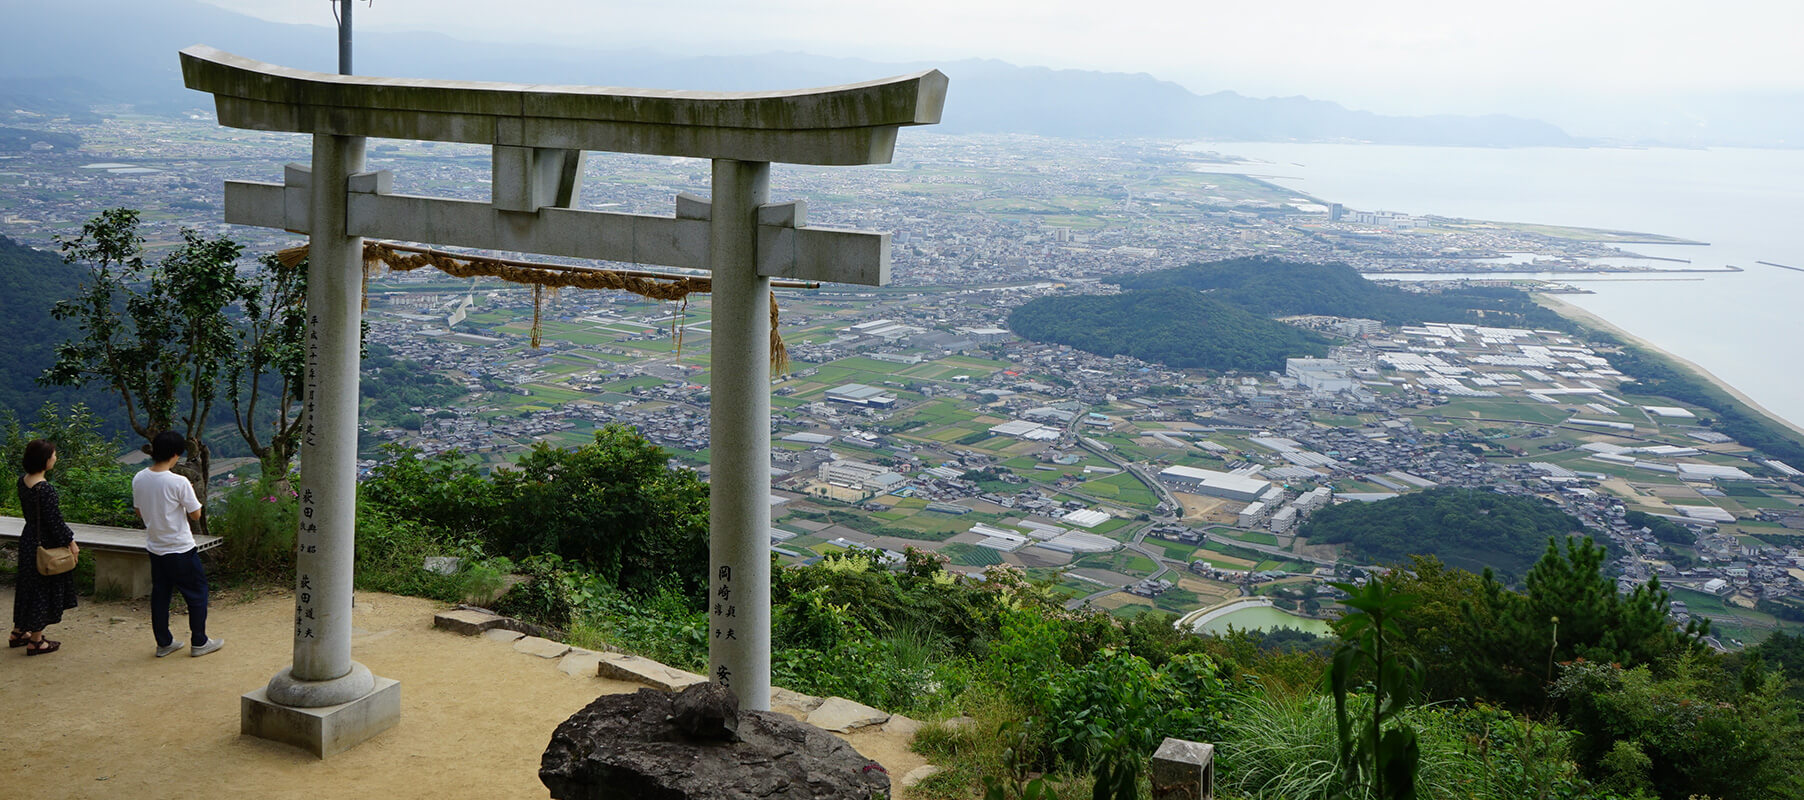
[844,319,924,342]
[1676,463,1756,482]
[989,419,1061,441]
[1061,509,1111,529]
[1285,358,1355,394]
[824,383,898,408]
[1158,465,1272,503]
[818,459,907,494]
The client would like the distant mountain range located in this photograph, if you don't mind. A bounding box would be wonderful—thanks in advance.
[3,0,1578,147]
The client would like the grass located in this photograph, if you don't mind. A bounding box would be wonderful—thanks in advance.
[941,543,1005,567]
[1150,539,1198,561]
[1077,472,1159,508]
[1226,530,1281,546]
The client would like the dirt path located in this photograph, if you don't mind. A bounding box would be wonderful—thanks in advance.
[0,586,926,800]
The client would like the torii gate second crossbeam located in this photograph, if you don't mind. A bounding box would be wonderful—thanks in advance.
[179,45,945,758]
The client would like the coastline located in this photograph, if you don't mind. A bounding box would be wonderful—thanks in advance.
[1534,294,1804,441]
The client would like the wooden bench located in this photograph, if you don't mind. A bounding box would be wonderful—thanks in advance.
[0,516,223,599]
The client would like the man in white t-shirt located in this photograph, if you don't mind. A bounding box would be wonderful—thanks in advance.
[132,431,223,658]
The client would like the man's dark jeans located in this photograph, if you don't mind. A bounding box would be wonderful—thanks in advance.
[150,548,209,647]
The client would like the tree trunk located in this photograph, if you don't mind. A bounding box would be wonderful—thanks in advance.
[173,446,210,539]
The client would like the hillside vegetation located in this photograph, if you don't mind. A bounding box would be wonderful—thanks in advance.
[1299,487,1600,579]
[1006,287,1330,371]
[1115,257,1577,330]
[0,235,119,424]
[1008,257,1583,371]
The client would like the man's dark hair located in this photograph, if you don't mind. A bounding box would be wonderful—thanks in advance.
[151,431,187,463]
[22,439,55,474]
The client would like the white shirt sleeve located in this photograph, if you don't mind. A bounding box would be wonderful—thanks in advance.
[181,478,203,513]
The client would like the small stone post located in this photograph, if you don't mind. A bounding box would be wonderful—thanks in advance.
[1151,737,1215,800]
[706,158,773,711]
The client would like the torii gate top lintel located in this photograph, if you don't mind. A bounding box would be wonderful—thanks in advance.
[179,45,947,166]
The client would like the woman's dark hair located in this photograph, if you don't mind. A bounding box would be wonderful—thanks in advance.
[22,439,56,475]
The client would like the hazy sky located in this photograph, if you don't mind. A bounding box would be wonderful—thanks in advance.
[202,0,1803,117]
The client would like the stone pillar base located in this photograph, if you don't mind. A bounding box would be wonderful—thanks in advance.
[241,677,400,758]
[92,550,152,598]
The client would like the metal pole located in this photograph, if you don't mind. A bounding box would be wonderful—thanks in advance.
[337,0,353,76]
[707,158,772,711]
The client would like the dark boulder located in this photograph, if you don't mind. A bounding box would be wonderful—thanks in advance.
[670,681,741,741]
[541,684,891,800]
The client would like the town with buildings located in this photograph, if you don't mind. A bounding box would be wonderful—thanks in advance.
[3,114,1800,648]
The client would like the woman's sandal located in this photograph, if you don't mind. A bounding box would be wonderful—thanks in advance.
[25,639,59,656]
[7,631,29,648]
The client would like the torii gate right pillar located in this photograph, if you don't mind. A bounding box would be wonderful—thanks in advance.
[707,159,772,706]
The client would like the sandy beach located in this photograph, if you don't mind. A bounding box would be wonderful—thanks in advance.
[1536,294,1804,442]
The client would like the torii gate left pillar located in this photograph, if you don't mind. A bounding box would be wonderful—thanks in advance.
[180,45,945,757]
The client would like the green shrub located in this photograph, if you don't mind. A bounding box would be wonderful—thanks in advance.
[1552,657,1804,800]
[1221,694,1596,800]
[1047,650,1231,773]
[571,585,707,671]
[350,504,467,602]
[454,556,512,606]
[211,480,297,579]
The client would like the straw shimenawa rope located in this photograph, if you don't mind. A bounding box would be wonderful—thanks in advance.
[275,242,788,371]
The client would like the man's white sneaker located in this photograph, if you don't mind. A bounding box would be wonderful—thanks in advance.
[155,642,185,658]
[191,638,224,658]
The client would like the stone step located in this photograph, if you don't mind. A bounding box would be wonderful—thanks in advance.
[433,609,507,636]
[514,635,572,659]
[805,696,890,733]
[595,653,707,692]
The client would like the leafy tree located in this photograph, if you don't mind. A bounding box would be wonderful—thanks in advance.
[492,425,710,596]
[1751,629,1804,699]
[359,444,506,542]
[42,209,246,529]
[229,251,308,481]
[1553,656,1804,800]
[1461,536,1706,711]
[365,426,711,598]
[1622,509,1693,546]
[0,401,133,526]
[1301,487,1606,581]
[1346,556,1494,702]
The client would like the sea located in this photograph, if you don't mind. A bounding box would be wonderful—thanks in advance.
[1181,142,1804,432]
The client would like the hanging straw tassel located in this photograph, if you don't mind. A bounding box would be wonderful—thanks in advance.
[262,241,792,365]
[275,245,310,269]
[769,294,788,374]
[671,296,688,356]
[530,283,544,349]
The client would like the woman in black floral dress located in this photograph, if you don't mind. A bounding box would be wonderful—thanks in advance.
[11,439,78,655]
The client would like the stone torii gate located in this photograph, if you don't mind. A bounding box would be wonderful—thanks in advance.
[179,45,945,757]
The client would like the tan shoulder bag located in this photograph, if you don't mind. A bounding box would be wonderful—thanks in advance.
[33,483,77,577]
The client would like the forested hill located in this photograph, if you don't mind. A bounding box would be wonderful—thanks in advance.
[1299,487,1606,580]
[1007,289,1330,371]
[1115,257,1576,330]
[0,235,118,424]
